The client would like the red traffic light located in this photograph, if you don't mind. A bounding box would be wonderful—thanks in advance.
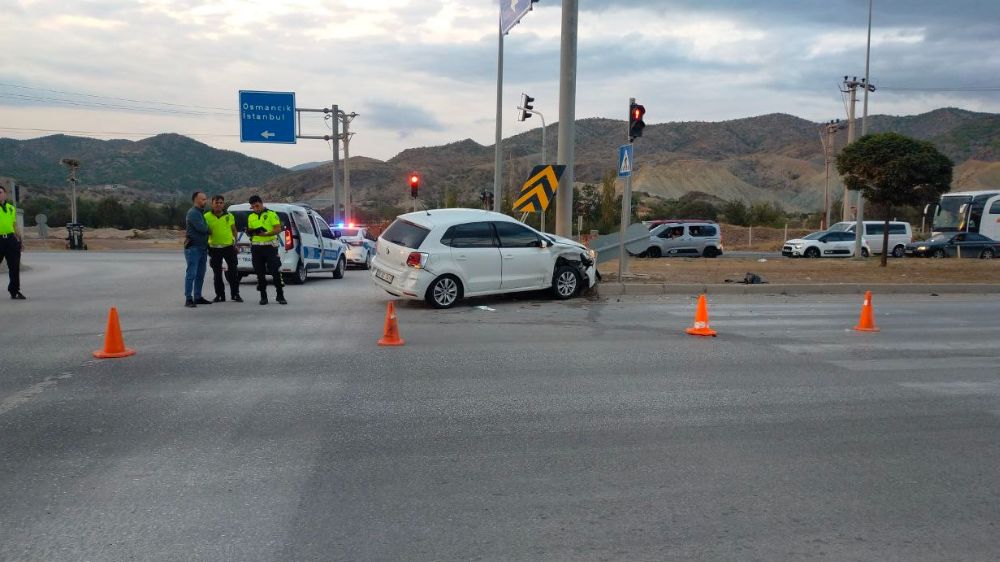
[409,173,420,198]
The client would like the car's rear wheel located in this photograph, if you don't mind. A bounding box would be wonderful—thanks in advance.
[552,265,581,300]
[861,247,870,258]
[703,246,719,258]
[426,275,462,309]
[332,256,346,279]
[891,245,905,258]
[980,248,995,259]
[932,248,946,258]
[647,247,662,258]
[288,262,308,284]
[804,247,820,258]
[362,251,372,270]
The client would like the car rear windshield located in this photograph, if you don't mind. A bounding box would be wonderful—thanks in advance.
[381,219,430,249]
[230,210,291,233]
[338,228,360,237]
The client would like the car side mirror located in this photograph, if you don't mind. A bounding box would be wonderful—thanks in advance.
[534,239,548,248]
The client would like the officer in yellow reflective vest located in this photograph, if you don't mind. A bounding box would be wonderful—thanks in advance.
[0,185,25,300]
[246,195,286,305]
[204,195,242,303]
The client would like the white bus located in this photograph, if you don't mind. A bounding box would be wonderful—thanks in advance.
[931,190,1000,240]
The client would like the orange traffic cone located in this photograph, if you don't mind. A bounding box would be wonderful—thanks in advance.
[93,307,136,359]
[377,301,405,346]
[853,290,880,332]
[685,294,718,337]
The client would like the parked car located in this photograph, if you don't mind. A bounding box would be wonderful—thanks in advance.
[335,226,377,269]
[638,221,723,258]
[229,202,348,284]
[370,209,598,309]
[782,230,871,258]
[827,220,912,257]
[904,232,999,258]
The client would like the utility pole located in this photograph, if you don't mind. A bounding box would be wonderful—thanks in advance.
[841,77,861,222]
[60,158,80,224]
[819,120,845,229]
[339,111,358,225]
[493,25,504,213]
[854,0,876,259]
[329,104,341,224]
[555,0,578,237]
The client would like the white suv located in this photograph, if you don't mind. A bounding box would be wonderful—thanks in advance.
[371,209,598,308]
[782,230,871,258]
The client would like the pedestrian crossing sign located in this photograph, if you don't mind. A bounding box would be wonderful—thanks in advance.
[618,144,633,177]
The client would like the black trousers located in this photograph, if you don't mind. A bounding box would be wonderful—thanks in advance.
[209,246,240,298]
[250,245,283,297]
[0,236,20,295]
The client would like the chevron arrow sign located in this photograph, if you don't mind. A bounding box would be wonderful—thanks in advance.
[513,165,566,213]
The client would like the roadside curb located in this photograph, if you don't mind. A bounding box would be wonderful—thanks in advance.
[596,283,1000,296]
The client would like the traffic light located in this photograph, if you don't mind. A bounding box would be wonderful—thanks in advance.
[518,93,535,122]
[629,102,646,142]
[409,173,420,198]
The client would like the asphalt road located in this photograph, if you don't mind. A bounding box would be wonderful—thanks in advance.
[2,252,999,561]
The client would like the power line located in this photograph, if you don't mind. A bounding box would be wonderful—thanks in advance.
[0,92,232,117]
[878,86,1000,92]
[0,82,232,111]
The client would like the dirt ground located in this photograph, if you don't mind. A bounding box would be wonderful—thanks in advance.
[599,256,1000,284]
[21,227,182,252]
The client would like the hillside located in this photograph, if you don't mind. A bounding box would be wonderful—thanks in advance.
[0,133,287,194]
[255,108,1000,214]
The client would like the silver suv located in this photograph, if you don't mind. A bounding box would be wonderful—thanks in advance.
[639,221,723,258]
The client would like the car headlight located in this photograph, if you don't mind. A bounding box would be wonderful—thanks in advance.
[587,249,597,260]
[917,246,927,251]
[792,243,804,248]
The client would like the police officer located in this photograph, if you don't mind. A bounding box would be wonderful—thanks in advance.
[0,186,25,300]
[246,195,286,305]
[204,195,242,303]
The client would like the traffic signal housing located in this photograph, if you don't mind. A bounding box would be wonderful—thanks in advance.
[409,173,420,198]
[518,93,535,122]
[629,102,646,142]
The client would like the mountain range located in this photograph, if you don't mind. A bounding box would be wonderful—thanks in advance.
[2,108,999,213]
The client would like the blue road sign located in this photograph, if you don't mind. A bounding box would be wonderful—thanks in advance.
[618,144,634,178]
[501,0,534,35]
[239,90,296,144]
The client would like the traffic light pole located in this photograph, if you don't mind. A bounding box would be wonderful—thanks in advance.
[618,98,635,280]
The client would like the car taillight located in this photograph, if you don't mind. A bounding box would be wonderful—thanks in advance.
[349,240,363,247]
[283,227,294,251]
[405,251,428,269]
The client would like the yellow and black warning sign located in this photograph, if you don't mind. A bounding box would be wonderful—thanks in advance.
[513,165,566,213]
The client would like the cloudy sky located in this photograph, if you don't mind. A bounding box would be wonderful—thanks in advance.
[2,0,999,168]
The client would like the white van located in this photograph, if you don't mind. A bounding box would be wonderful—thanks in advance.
[828,221,912,257]
[228,203,348,284]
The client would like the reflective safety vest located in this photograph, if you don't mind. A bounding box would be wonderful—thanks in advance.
[0,202,15,235]
[247,209,281,243]
[204,211,235,246]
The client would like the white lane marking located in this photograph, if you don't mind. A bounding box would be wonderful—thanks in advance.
[899,381,1000,396]
[0,373,74,416]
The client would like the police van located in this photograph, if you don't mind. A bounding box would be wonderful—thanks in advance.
[228,202,348,284]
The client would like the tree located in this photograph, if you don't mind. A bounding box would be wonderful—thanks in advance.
[837,132,953,266]
[599,170,619,234]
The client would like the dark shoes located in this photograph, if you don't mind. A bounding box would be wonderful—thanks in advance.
[276,296,287,305]
[231,294,243,303]
[213,295,225,303]
[194,297,213,305]
[259,294,268,305]
[10,292,25,300]
[185,298,197,308]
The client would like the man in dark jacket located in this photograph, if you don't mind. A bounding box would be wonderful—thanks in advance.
[184,191,211,308]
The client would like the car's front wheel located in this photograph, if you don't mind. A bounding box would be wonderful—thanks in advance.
[332,256,346,279]
[646,247,662,258]
[552,265,581,300]
[980,248,995,260]
[804,247,820,258]
[932,248,946,258]
[426,275,462,309]
[892,245,905,258]
[703,246,720,258]
[860,247,870,258]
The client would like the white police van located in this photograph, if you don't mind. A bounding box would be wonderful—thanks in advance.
[228,202,348,284]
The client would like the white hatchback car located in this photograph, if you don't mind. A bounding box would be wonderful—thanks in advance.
[370,209,598,308]
[782,230,871,258]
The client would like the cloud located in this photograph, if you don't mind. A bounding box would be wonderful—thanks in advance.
[363,101,447,136]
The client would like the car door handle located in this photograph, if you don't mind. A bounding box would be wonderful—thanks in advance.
[456,255,468,261]
[503,254,515,259]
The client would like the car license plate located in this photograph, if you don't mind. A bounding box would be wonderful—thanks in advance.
[238,246,251,254]
[374,267,394,283]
